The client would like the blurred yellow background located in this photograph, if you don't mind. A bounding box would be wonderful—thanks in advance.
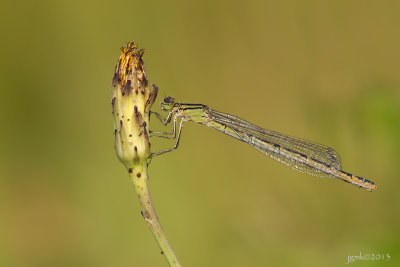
[1,0,399,266]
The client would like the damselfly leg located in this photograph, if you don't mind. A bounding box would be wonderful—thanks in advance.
[149,109,188,157]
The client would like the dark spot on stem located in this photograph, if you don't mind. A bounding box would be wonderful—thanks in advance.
[120,120,123,127]
[128,168,132,173]
[134,106,143,123]
[123,80,132,94]
[112,73,119,83]
[134,146,137,151]
[137,173,141,178]
[129,134,132,137]
[141,210,151,220]
[161,251,164,255]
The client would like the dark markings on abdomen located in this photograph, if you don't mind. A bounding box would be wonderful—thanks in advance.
[340,170,353,177]
[310,157,332,169]
[285,147,308,159]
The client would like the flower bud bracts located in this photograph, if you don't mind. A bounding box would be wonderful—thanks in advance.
[111,42,157,168]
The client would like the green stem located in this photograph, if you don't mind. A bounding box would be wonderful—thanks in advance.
[129,163,181,267]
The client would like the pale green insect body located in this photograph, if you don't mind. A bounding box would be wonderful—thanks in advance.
[155,97,376,191]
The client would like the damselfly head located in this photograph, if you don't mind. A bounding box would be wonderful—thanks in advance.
[161,96,175,111]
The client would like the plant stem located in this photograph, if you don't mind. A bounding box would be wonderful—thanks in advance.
[130,163,181,267]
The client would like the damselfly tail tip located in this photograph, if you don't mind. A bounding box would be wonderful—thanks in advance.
[339,171,376,191]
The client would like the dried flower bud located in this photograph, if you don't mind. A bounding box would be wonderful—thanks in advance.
[111,42,158,168]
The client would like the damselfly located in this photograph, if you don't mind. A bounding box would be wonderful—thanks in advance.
[150,97,376,191]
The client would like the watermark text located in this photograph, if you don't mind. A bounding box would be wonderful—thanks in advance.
[346,252,390,264]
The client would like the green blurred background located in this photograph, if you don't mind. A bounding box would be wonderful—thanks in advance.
[1,0,399,266]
